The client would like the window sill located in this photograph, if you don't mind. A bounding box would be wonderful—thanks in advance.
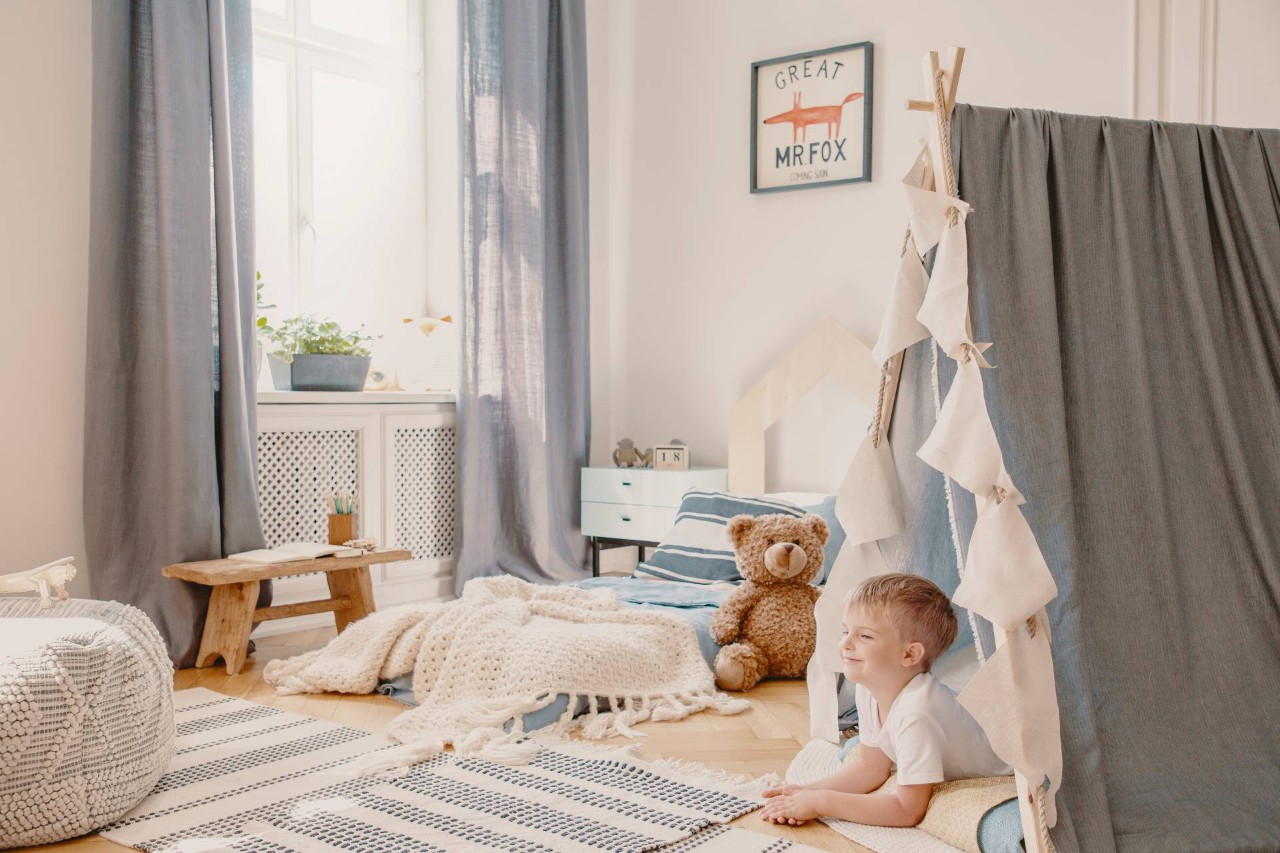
[257,390,455,405]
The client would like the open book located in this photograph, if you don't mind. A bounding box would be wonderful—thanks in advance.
[228,543,366,565]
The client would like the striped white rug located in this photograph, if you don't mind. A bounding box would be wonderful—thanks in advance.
[102,688,822,853]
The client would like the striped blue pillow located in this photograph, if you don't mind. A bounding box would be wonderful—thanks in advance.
[632,490,806,584]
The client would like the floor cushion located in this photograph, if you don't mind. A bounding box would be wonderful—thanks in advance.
[0,598,174,849]
[834,735,1023,853]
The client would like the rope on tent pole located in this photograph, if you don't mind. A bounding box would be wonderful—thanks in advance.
[932,68,960,224]
[925,64,987,665]
[871,364,890,448]
[918,47,1058,852]
[1034,782,1057,852]
[930,338,987,665]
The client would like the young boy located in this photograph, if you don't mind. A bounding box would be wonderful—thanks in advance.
[761,573,1011,828]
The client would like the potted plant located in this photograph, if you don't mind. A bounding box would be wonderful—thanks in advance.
[260,314,378,392]
[254,272,275,380]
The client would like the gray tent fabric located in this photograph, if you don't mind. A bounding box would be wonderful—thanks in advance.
[455,0,591,590]
[86,0,266,668]
[928,105,1279,852]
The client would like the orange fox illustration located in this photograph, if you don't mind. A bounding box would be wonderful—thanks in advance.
[763,91,864,143]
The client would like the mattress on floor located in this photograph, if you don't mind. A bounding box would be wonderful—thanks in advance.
[378,576,858,732]
[377,576,728,730]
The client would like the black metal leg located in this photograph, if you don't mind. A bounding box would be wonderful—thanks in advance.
[591,537,600,577]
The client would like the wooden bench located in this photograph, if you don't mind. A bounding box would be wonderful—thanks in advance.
[163,548,412,675]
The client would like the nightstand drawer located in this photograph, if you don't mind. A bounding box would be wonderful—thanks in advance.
[581,502,676,542]
[581,467,728,507]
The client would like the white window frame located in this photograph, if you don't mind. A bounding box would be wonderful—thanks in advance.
[251,0,428,323]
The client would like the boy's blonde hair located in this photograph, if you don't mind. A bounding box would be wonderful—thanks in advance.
[847,573,958,671]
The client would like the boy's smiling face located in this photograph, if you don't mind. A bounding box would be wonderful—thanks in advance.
[839,604,918,688]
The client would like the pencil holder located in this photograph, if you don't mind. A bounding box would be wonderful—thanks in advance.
[327,513,356,546]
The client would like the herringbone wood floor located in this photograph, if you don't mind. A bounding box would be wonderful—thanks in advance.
[31,625,870,853]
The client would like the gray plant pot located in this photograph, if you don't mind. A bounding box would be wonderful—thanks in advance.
[267,353,372,392]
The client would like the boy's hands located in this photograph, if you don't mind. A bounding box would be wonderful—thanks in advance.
[761,784,800,798]
[760,788,823,825]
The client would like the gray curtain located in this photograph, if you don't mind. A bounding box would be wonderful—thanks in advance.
[455,0,591,590]
[925,105,1278,852]
[86,0,266,668]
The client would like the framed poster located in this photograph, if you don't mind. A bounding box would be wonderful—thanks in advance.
[750,42,873,193]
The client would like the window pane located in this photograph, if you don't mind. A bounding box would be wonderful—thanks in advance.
[308,66,426,345]
[253,53,294,316]
[252,0,288,18]
[310,0,408,51]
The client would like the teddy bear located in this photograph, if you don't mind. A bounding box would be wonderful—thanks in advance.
[612,438,651,468]
[709,513,829,691]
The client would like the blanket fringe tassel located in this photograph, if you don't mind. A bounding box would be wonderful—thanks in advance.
[348,739,445,777]
[262,650,325,695]
[375,689,752,772]
[569,690,749,740]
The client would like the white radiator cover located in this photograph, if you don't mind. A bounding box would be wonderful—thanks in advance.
[257,428,362,550]
[253,393,457,636]
[391,425,457,560]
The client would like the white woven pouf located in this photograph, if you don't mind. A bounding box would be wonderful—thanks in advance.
[0,598,175,849]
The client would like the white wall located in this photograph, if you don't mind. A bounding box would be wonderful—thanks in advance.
[587,0,1280,490]
[423,0,461,320]
[3,0,1278,587]
[0,1,92,595]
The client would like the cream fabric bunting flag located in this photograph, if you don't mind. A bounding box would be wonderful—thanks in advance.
[808,539,891,742]
[806,658,841,744]
[954,494,1058,631]
[903,184,972,255]
[871,235,932,367]
[917,358,1022,504]
[904,143,930,189]
[836,432,907,545]
[915,218,991,365]
[958,614,1063,827]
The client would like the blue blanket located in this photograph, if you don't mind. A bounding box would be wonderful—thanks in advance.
[572,576,728,667]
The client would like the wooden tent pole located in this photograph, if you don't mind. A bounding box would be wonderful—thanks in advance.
[887,47,1056,853]
[875,47,962,441]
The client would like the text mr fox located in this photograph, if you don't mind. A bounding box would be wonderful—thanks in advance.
[763,56,862,169]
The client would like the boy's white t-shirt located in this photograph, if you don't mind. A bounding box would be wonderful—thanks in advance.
[855,672,1013,785]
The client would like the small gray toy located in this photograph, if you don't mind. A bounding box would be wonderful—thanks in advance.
[612,438,652,468]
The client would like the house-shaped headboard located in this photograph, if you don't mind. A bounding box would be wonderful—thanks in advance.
[727,316,879,494]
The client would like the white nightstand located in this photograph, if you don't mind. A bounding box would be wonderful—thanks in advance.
[580,466,729,576]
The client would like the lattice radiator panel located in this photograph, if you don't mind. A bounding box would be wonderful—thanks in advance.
[257,429,361,549]
[393,426,456,560]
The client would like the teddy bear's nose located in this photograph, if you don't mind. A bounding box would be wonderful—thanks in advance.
[782,543,795,553]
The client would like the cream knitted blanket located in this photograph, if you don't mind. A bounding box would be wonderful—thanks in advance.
[263,576,748,767]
